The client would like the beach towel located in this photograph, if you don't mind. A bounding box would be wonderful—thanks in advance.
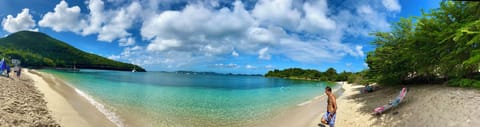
[373,87,407,115]
[0,58,5,72]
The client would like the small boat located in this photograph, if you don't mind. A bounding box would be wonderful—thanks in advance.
[132,66,136,72]
[72,64,80,72]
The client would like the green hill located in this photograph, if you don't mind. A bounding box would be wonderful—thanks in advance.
[0,31,146,72]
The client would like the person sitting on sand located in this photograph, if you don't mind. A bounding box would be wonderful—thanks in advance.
[16,67,21,78]
[320,86,337,127]
[6,65,10,77]
[363,84,373,93]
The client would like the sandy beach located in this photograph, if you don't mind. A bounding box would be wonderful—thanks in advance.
[258,82,480,127]
[315,83,480,127]
[0,71,58,126]
[252,82,344,127]
[4,69,480,127]
[23,69,116,127]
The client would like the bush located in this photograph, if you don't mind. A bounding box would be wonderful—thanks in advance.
[448,78,480,89]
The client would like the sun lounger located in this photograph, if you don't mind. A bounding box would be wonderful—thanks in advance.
[373,87,407,115]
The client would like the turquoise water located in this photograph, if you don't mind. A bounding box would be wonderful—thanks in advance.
[41,69,334,126]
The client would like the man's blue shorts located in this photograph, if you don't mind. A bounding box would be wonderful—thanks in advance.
[323,111,336,127]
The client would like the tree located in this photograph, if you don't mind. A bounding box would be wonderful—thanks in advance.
[326,68,337,81]
[367,1,480,85]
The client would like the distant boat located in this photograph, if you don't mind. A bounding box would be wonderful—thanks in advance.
[66,64,80,72]
[132,66,136,72]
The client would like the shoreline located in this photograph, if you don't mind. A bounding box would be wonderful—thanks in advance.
[24,69,117,127]
[21,69,480,127]
[251,82,345,127]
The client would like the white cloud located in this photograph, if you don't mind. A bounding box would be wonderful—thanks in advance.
[246,65,257,69]
[33,0,399,70]
[265,65,275,69]
[252,0,301,30]
[109,45,142,60]
[232,50,239,57]
[2,8,37,33]
[382,0,401,12]
[141,1,253,41]
[39,0,86,33]
[146,39,182,52]
[299,0,336,32]
[39,0,142,43]
[355,45,364,57]
[247,27,274,43]
[81,0,105,35]
[96,1,142,42]
[258,47,271,60]
[122,0,390,68]
[119,37,135,46]
[214,63,239,68]
[108,55,120,60]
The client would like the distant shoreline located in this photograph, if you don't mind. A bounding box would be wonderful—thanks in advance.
[265,76,342,84]
[33,67,147,72]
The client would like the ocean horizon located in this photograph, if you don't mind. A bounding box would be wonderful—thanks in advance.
[40,69,335,126]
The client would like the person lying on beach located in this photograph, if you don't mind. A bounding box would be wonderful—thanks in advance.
[320,86,337,127]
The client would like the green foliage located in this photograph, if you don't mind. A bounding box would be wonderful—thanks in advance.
[347,70,372,85]
[367,1,480,85]
[265,68,356,82]
[448,78,480,89]
[0,31,146,71]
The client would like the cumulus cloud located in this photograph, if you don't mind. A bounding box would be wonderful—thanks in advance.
[141,0,253,44]
[232,50,239,57]
[39,0,85,33]
[146,39,182,52]
[298,0,336,32]
[39,0,141,44]
[252,0,301,30]
[382,0,401,12]
[258,47,271,60]
[2,8,37,33]
[118,37,135,46]
[81,0,105,35]
[96,1,142,42]
[33,0,400,70]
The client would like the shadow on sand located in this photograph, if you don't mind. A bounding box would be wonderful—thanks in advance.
[342,84,415,126]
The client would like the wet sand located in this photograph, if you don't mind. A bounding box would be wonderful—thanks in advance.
[24,69,116,127]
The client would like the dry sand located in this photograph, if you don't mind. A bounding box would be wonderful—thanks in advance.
[315,83,480,127]
[24,69,116,127]
[0,71,58,127]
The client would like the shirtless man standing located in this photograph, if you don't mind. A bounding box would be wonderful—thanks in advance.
[320,86,337,127]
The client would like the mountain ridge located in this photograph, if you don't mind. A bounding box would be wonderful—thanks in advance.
[0,31,146,72]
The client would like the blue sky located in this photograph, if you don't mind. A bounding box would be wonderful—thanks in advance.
[0,0,441,74]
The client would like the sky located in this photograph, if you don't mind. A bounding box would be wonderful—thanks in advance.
[0,0,441,74]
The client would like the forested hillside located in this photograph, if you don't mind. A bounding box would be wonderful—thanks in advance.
[0,31,146,72]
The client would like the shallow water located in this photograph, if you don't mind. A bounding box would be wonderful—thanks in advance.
[41,69,334,126]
